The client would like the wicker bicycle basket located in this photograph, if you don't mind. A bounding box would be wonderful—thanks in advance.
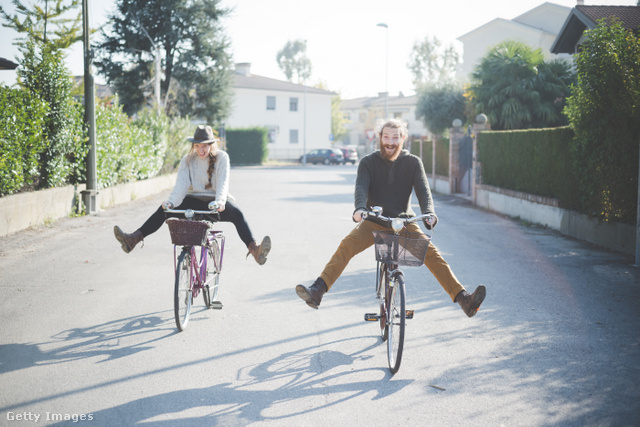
[166,219,210,246]
[372,230,430,266]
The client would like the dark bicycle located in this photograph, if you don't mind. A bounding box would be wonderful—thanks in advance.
[363,206,432,374]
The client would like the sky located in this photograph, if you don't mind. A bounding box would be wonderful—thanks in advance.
[1,0,638,99]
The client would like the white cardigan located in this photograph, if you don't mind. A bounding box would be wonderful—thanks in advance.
[167,150,233,207]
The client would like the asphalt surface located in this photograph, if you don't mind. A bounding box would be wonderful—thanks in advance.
[1,165,639,426]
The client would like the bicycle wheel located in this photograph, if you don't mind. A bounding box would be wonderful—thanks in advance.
[387,272,406,374]
[378,263,388,342]
[174,248,193,331]
[203,240,221,309]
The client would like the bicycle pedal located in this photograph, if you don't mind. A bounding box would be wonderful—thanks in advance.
[364,313,379,321]
[406,310,414,319]
[210,301,223,310]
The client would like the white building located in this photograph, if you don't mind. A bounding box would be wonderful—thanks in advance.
[226,63,335,161]
[457,2,573,79]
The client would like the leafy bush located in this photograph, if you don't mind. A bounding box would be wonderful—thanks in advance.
[225,128,268,165]
[18,39,86,188]
[564,19,640,223]
[0,86,48,196]
[94,102,166,188]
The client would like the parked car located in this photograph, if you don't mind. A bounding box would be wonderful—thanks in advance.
[300,148,344,165]
[340,147,358,164]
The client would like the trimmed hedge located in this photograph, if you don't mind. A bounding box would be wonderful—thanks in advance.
[225,128,268,165]
[478,127,581,210]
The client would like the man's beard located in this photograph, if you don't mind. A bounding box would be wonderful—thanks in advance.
[380,143,402,161]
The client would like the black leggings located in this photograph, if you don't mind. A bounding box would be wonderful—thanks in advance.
[138,196,255,247]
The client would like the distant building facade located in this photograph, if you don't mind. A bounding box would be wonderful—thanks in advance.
[457,2,573,79]
[340,92,428,154]
[226,63,335,161]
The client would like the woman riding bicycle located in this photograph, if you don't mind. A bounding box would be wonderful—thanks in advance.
[114,125,271,265]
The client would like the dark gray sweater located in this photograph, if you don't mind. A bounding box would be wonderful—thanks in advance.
[354,150,435,220]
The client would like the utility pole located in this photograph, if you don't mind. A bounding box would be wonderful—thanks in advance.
[81,0,97,214]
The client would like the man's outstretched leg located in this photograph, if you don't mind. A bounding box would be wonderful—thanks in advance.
[296,278,327,309]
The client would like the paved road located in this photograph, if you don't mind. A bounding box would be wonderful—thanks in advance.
[1,165,639,426]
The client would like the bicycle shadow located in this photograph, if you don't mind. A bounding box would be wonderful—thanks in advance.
[70,336,413,425]
[0,311,175,375]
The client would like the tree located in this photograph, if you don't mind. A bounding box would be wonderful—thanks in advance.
[95,0,233,122]
[0,0,82,50]
[415,83,466,135]
[467,40,574,130]
[276,39,312,84]
[407,35,459,89]
[564,19,640,223]
[331,94,347,143]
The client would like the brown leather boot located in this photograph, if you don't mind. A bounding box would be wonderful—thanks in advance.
[246,236,271,265]
[295,278,327,309]
[455,285,486,318]
[114,226,144,254]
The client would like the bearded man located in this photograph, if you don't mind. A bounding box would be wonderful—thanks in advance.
[295,118,486,318]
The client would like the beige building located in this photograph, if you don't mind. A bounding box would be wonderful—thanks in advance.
[457,2,573,79]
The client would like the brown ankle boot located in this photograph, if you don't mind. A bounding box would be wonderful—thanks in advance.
[455,285,486,318]
[246,236,271,265]
[295,278,327,309]
[114,226,144,254]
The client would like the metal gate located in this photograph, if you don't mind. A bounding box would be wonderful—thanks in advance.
[459,127,473,195]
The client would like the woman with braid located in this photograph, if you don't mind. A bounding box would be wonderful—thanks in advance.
[114,125,271,265]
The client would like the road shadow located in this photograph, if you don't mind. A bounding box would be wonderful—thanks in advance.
[0,311,176,375]
[63,336,412,425]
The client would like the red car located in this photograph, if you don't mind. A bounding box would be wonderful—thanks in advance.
[340,147,358,164]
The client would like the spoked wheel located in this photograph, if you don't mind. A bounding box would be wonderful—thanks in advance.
[174,248,193,331]
[378,263,388,342]
[387,273,406,374]
[203,240,222,309]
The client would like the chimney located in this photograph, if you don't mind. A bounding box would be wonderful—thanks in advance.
[235,63,251,76]
[576,0,584,5]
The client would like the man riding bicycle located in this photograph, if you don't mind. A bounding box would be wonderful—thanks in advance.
[295,118,486,317]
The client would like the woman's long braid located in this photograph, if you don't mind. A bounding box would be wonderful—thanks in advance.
[207,152,217,184]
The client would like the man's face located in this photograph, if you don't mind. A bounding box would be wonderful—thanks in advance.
[380,126,405,161]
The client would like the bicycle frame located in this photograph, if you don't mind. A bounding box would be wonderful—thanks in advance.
[173,230,225,299]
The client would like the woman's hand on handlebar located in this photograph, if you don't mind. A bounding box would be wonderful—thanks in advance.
[162,201,174,210]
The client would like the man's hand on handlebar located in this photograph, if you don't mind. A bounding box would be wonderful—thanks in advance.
[423,214,438,230]
[352,209,365,223]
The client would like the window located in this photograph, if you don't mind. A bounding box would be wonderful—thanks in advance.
[289,97,298,112]
[266,96,276,110]
[267,126,278,143]
[394,112,402,119]
[290,129,299,144]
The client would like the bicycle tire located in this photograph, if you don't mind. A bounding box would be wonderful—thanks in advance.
[387,272,406,374]
[378,263,388,342]
[203,240,220,309]
[174,248,192,331]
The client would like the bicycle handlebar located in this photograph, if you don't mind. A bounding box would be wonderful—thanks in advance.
[362,207,432,224]
[164,201,221,220]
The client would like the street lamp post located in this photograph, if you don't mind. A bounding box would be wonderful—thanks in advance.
[376,22,388,119]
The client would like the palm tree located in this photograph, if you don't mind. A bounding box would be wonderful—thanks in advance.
[467,41,574,130]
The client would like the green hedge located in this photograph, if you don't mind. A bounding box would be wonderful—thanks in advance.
[478,127,581,209]
[225,128,268,165]
[0,86,49,196]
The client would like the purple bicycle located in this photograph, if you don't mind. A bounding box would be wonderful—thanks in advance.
[165,202,225,332]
